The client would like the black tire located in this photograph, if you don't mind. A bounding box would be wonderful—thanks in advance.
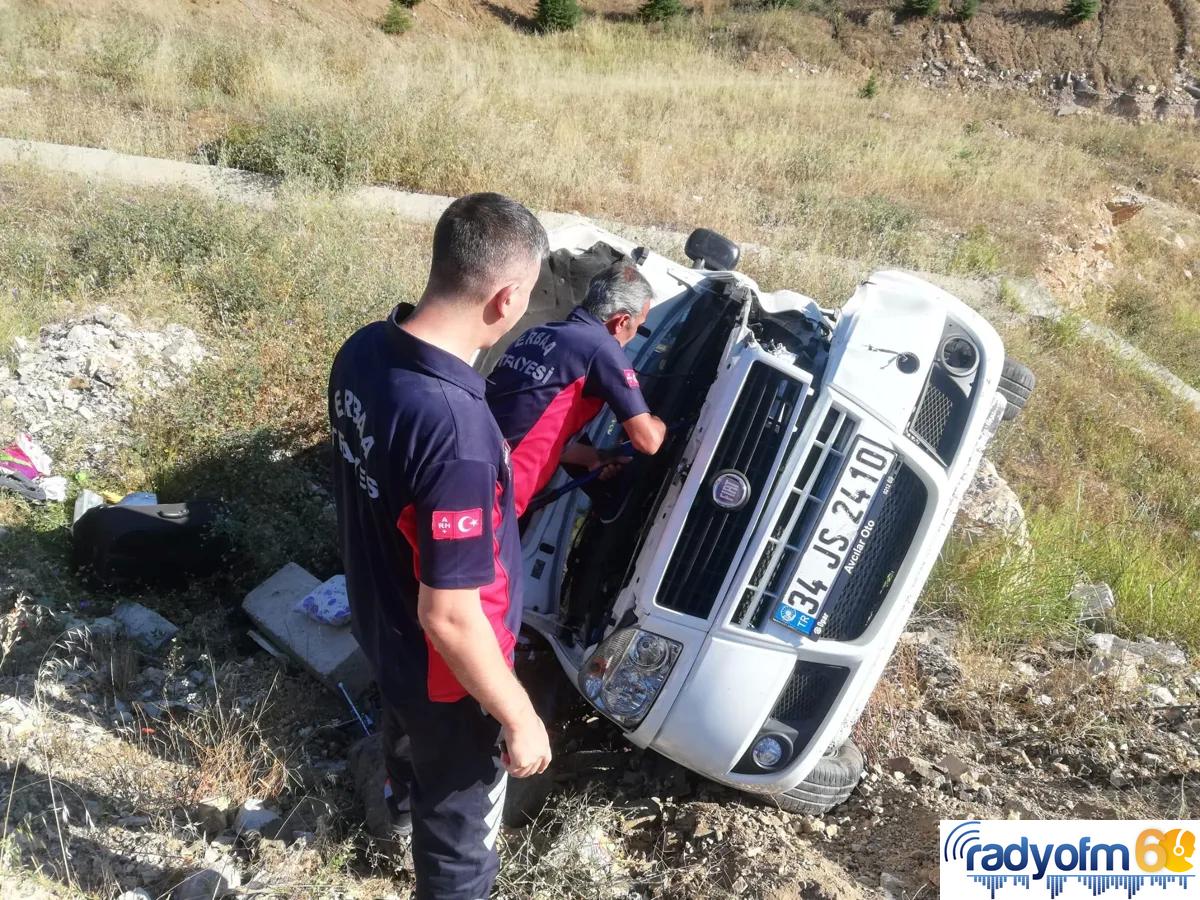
[998,357,1036,421]
[771,740,865,816]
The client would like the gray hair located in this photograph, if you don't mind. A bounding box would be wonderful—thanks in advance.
[429,192,548,295]
[581,262,653,321]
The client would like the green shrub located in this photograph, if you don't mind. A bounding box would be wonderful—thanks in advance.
[828,195,926,264]
[1064,0,1098,22]
[67,197,239,290]
[949,226,1001,275]
[956,0,978,19]
[206,108,375,190]
[535,0,582,32]
[639,0,685,21]
[858,72,879,99]
[63,194,279,323]
[186,37,261,97]
[903,0,939,15]
[380,2,414,34]
[85,30,155,87]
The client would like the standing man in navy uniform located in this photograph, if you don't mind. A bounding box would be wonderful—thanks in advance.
[328,193,551,899]
[486,261,668,514]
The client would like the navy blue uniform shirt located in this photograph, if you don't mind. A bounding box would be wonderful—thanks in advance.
[329,305,522,705]
[486,307,649,513]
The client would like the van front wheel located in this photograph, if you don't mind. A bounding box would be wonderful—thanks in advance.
[772,740,865,816]
[998,357,1036,421]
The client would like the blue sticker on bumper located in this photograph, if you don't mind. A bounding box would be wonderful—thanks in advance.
[773,602,816,635]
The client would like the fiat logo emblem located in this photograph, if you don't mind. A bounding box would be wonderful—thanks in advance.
[711,470,751,511]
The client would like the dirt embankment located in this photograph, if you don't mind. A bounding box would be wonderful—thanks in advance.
[40,0,1200,99]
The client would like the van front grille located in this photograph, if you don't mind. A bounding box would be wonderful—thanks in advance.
[656,363,808,619]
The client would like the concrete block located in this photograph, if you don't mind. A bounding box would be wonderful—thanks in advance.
[111,602,178,652]
[242,563,370,695]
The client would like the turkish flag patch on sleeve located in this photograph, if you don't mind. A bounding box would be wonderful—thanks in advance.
[623,369,640,388]
[432,508,484,541]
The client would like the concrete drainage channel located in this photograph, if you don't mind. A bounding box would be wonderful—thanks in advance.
[2,135,1197,415]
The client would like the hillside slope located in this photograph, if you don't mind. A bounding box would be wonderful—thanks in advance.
[24,0,1200,90]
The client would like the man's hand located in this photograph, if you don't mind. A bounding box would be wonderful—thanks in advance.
[501,710,552,778]
[418,583,553,777]
[591,446,632,481]
[560,443,631,480]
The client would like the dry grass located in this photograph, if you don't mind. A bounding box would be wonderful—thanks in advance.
[4,0,1198,383]
[852,640,924,760]
[169,679,292,807]
[1079,215,1200,389]
[927,307,1200,648]
[8,0,1193,283]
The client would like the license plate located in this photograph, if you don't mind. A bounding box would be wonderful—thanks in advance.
[773,436,897,637]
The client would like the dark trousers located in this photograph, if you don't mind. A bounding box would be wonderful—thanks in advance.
[382,696,507,900]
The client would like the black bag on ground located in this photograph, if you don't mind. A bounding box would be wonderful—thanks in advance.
[72,500,232,587]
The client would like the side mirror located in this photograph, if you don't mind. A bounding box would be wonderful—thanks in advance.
[684,228,740,271]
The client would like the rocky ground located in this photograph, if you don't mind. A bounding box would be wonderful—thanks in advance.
[3,587,1198,899]
[2,308,1200,899]
[907,46,1200,125]
[0,306,207,475]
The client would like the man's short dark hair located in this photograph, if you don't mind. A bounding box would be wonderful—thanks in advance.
[428,193,548,296]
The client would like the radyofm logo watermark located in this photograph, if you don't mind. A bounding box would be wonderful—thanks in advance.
[941,819,1198,898]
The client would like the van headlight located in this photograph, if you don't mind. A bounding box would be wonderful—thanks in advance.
[579,628,681,729]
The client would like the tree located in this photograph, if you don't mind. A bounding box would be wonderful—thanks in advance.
[639,0,685,21]
[536,0,582,32]
[1064,0,1099,22]
[957,0,979,20]
[380,1,413,33]
[903,0,939,15]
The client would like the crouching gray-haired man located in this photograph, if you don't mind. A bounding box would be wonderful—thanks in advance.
[486,260,668,515]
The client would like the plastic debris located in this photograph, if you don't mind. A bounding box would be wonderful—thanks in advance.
[296,574,351,627]
[40,475,68,502]
[16,433,52,476]
[73,489,106,525]
[0,433,59,502]
[0,443,39,481]
[117,491,158,506]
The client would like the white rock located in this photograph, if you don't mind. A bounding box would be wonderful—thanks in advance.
[65,324,96,347]
[0,309,206,471]
[112,602,178,652]
[171,859,242,900]
[956,458,1029,546]
[1088,633,1187,668]
[1073,582,1115,626]
[1088,649,1143,691]
[234,799,283,839]
[1148,686,1177,707]
[194,796,234,837]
